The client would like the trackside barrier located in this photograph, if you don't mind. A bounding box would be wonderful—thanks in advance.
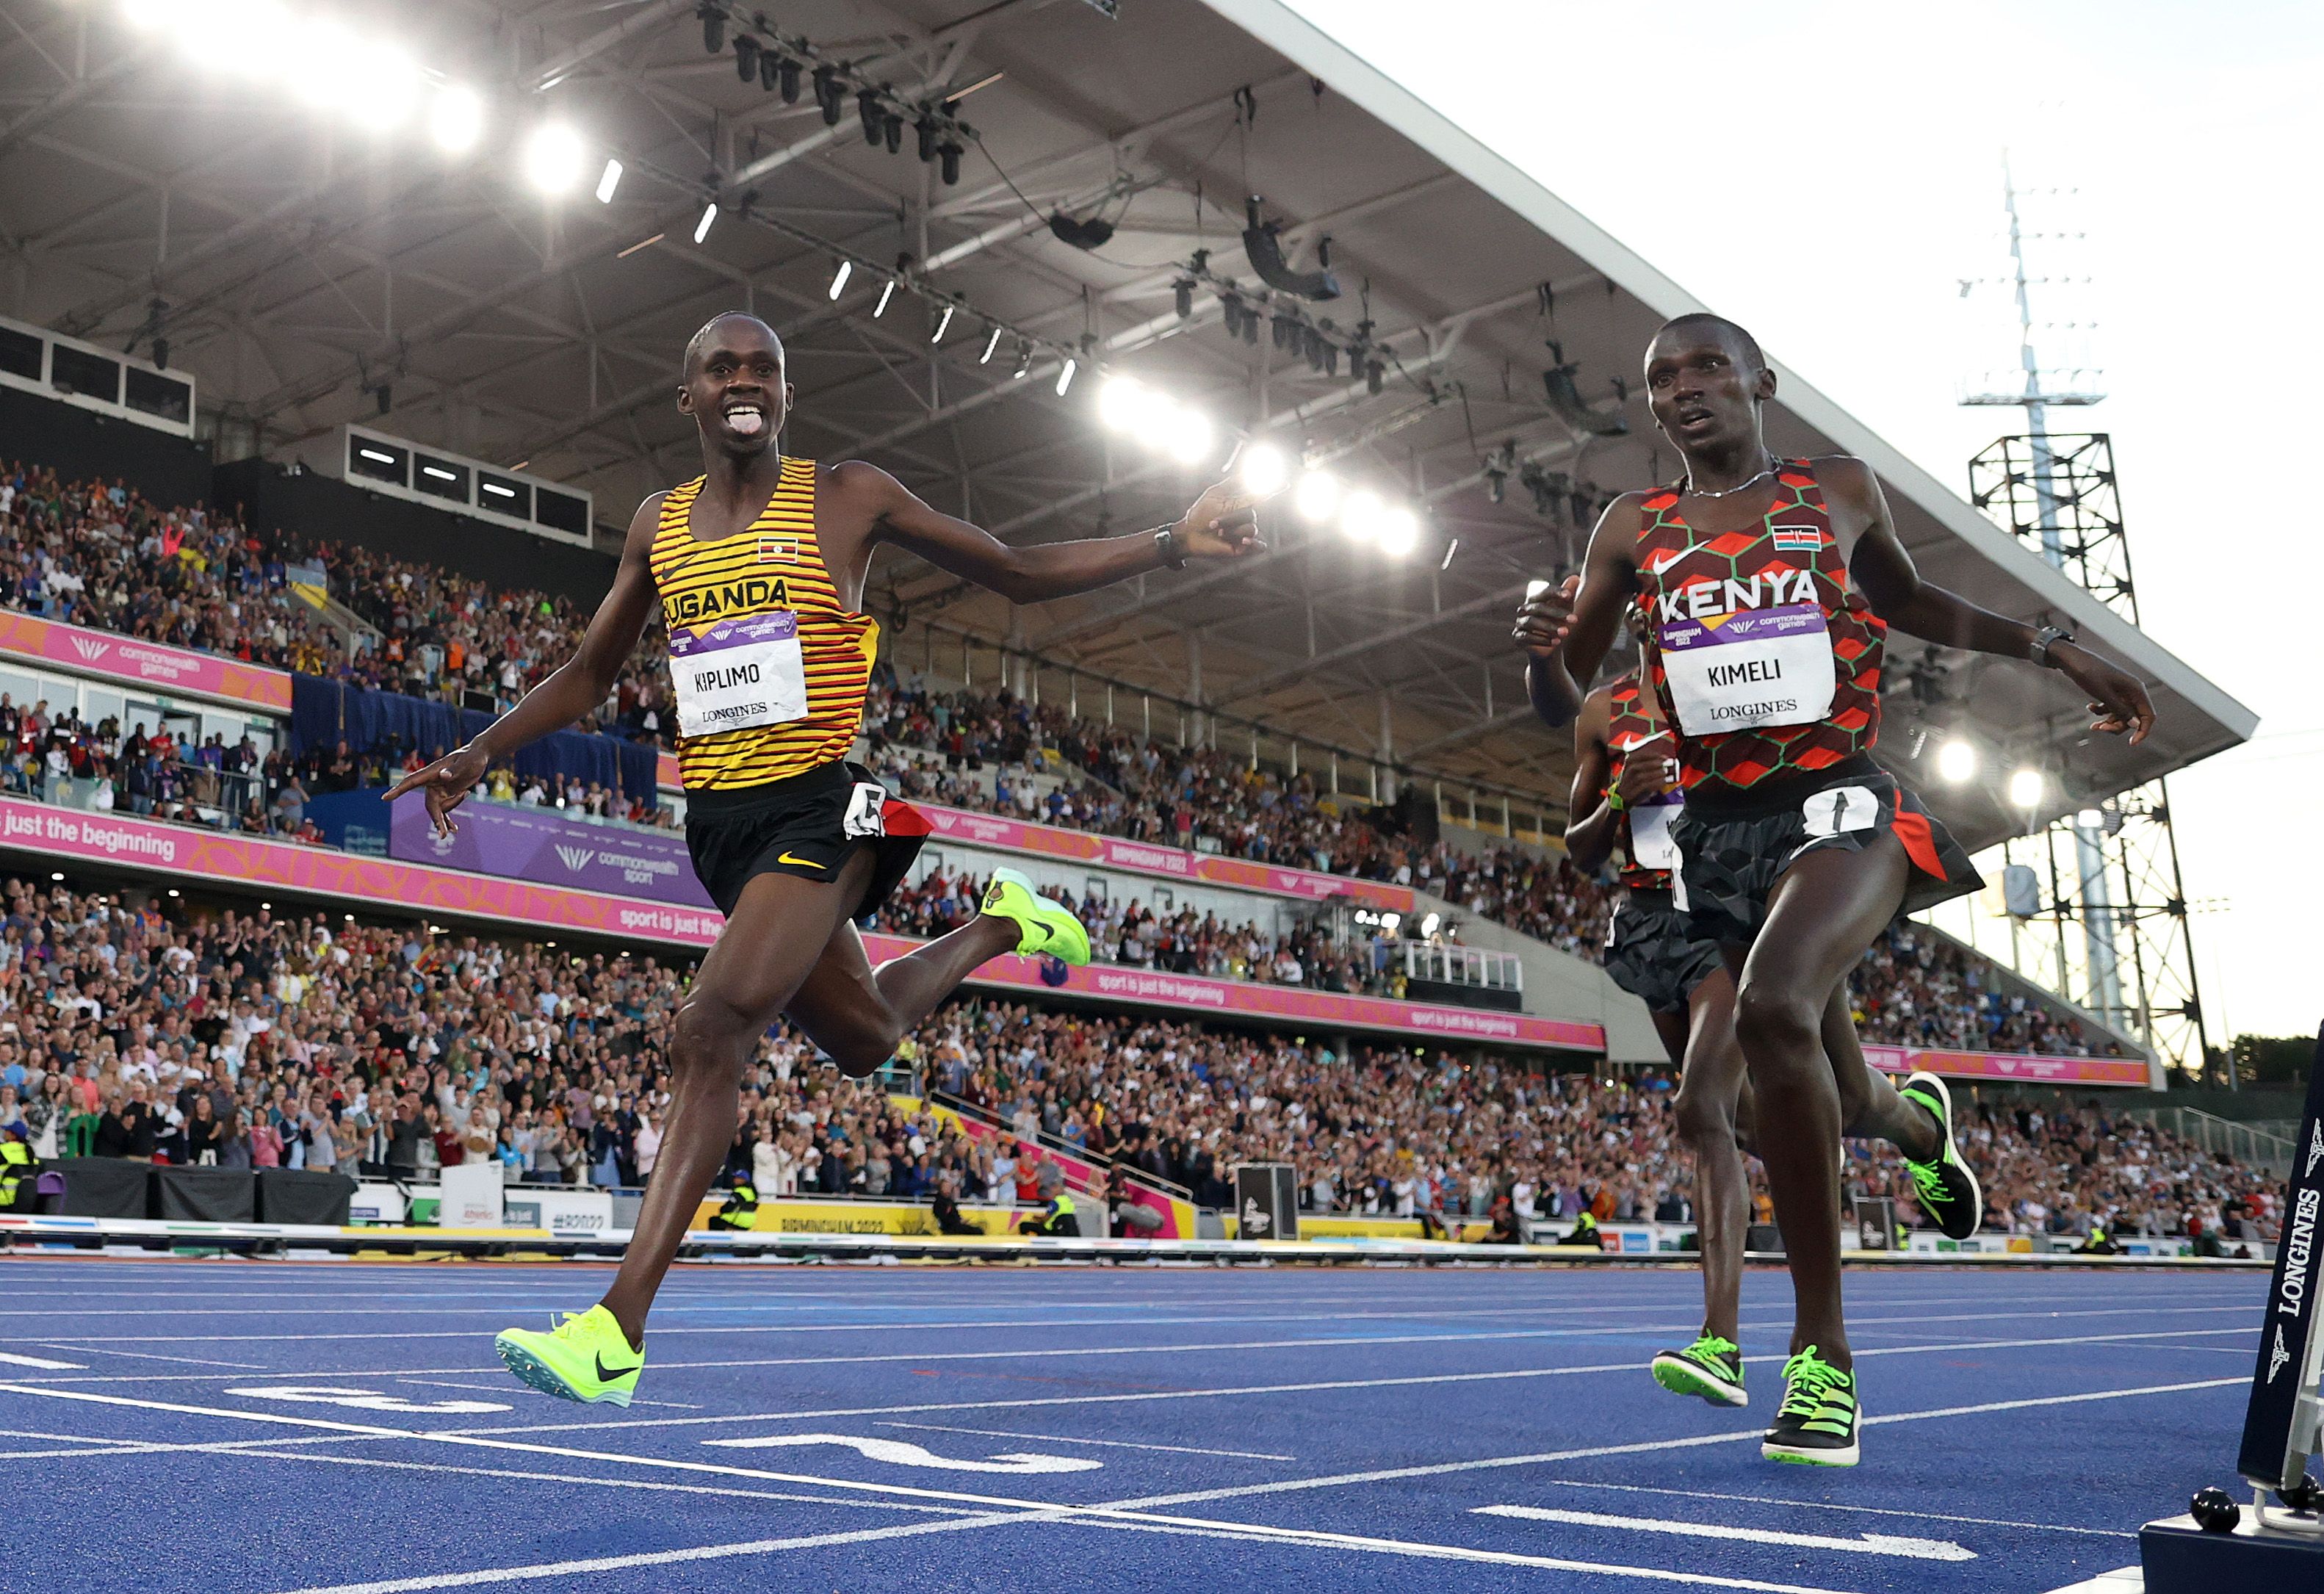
[0,1212,2272,1269]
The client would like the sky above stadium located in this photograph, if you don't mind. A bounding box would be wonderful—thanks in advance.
[1291,0,2323,1049]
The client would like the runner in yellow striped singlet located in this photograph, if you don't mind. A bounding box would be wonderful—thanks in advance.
[390,312,1269,1399]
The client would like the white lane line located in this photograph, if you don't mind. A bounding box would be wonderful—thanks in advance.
[1527,1477,2138,1538]
[0,1368,2242,1594]
[228,1446,989,1516]
[874,1421,1296,1462]
[450,1323,2270,1437]
[32,1343,264,1368]
[276,1512,1061,1594]
[395,1378,703,1411]
[270,1508,1874,1594]
[0,1352,82,1369]
[1103,1377,2249,1512]
[2,1319,2261,1391]
[29,1299,2254,1345]
[1476,1504,1974,1562]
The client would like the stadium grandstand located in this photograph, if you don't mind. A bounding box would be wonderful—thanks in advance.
[0,4,2292,1593]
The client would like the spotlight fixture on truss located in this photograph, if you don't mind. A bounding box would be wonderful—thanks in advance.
[1048,209,1116,250]
[1542,339,1628,437]
[1242,195,1340,300]
[696,4,975,184]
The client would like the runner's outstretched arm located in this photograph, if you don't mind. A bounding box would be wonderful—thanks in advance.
[384,494,664,834]
[1564,687,1620,874]
[1514,497,1644,727]
[839,464,1263,603]
[1821,458,2154,743]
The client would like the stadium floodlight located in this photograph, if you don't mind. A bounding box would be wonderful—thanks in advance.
[979,325,1002,364]
[873,278,897,317]
[427,84,485,156]
[2008,768,2045,809]
[594,158,624,203]
[826,259,852,299]
[2076,807,2107,831]
[1293,466,1341,524]
[1166,408,1215,466]
[1935,738,1977,784]
[693,201,718,244]
[1097,375,1144,432]
[522,122,586,194]
[930,305,954,344]
[184,0,289,75]
[1375,506,1421,558]
[282,19,355,107]
[1339,488,1384,544]
[1055,358,1078,397]
[1235,441,1289,497]
[119,0,170,31]
[345,47,422,131]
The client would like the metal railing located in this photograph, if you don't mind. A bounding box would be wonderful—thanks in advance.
[2119,1106,2297,1176]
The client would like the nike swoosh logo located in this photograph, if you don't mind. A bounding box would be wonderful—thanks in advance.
[595,1354,640,1382]
[776,851,825,870]
[1025,921,1054,947]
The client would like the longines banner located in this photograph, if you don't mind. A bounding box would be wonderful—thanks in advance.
[2238,1027,2324,1488]
[386,792,714,909]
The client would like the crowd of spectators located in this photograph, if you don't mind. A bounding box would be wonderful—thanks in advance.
[0,876,2265,1248]
[873,864,1397,997]
[0,463,667,737]
[0,461,2108,1060]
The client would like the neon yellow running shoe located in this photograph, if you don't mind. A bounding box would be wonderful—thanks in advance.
[494,1305,643,1407]
[980,867,1091,965]
[1761,1346,1860,1467]
[1650,1333,1747,1407]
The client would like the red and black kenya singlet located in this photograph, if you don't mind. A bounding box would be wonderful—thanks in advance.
[1636,460,1885,791]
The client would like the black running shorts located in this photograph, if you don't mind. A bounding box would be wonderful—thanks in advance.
[684,759,930,919]
[1667,763,1980,948]
[1603,887,1726,1016]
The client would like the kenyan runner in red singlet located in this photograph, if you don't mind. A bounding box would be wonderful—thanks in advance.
[1518,313,2156,1468]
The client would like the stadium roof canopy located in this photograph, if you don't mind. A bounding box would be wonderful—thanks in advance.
[0,0,2254,850]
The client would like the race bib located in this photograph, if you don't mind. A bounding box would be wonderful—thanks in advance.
[842,782,887,839]
[1657,603,1836,736]
[1627,797,1681,872]
[669,612,808,739]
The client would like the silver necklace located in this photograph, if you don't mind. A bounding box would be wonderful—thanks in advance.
[1683,455,1779,499]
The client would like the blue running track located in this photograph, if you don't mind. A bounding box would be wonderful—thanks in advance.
[0,1256,2264,1593]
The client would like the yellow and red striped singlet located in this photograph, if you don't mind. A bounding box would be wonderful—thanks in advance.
[649,458,880,791]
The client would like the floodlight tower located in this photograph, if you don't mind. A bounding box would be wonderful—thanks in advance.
[1958,158,2215,1083]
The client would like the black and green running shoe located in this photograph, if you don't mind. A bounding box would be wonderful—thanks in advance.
[1650,1334,1747,1407]
[1897,1070,1982,1241]
[1761,1346,1859,1466]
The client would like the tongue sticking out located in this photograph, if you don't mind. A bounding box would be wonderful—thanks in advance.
[726,408,766,437]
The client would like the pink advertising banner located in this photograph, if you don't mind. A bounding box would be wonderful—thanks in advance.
[0,611,293,712]
[0,798,723,948]
[0,797,2146,1082]
[854,929,1605,1054]
[912,803,1418,912]
[1863,1042,2149,1088]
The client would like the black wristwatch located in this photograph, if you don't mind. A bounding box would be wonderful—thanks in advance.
[1152,522,1188,571]
[2029,624,2076,668]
